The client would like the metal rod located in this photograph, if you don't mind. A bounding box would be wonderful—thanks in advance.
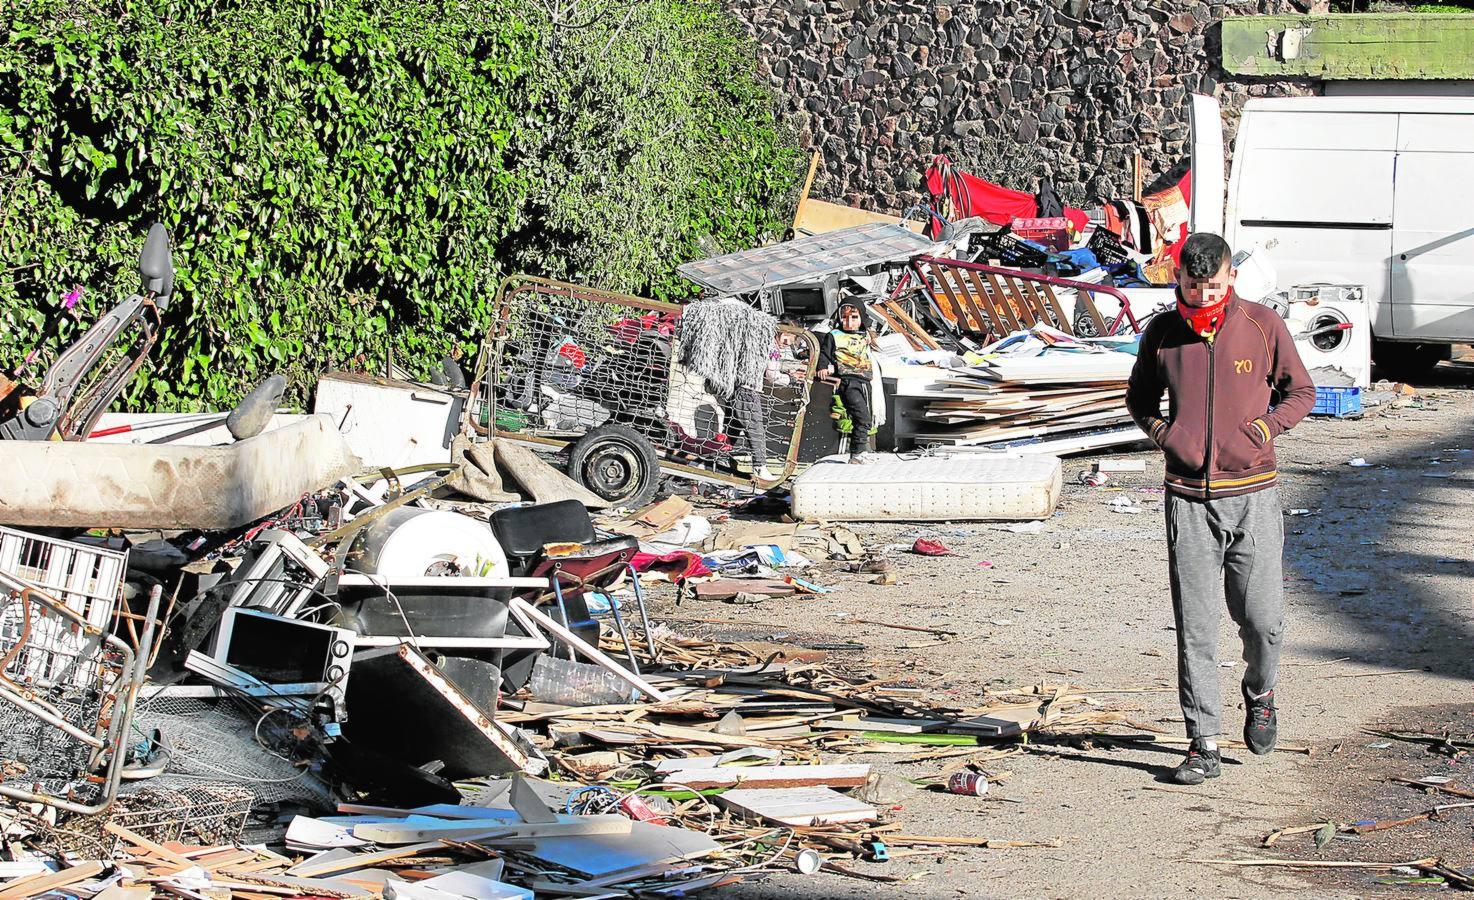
[0,684,107,749]
[602,582,642,678]
[549,574,574,662]
[627,563,660,665]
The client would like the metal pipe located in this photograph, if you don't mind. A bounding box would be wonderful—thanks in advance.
[602,584,641,678]
[549,573,574,662]
[0,684,107,749]
[626,563,660,665]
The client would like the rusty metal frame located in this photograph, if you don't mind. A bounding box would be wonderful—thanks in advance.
[464,275,819,489]
[0,571,155,815]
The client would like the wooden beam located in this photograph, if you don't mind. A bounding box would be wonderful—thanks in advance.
[0,861,106,899]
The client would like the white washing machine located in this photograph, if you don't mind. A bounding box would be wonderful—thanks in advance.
[1274,284,1372,388]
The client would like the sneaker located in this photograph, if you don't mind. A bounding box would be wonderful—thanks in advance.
[848,454,867,465]
[1170,742,1221,785]
[1243,685,1278,756]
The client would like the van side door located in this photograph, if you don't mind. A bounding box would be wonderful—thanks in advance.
[1228,109,1396,337]
[1391,113,1474,341]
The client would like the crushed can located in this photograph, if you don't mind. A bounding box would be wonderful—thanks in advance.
[945,772,989,796]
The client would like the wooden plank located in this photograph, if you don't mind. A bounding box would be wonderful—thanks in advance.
[287,841,445,878]
[790,150,821,231]
[351,814,631,845]
[1075,287,1109,336]
[1017,278,1053,328]
[717,787,878,827]
[983,273,1023,332]
[1001,276,1038,326]
[693,579,796,601]
[867,303,918,350]
[930,266,974,333]
[939,266,988,334]
[1039,283,1073,334]
[658,764,871,791]
[104,822,198,870]
[960,269,1003,335]
[885,301,941,351]
[0,861,106,899]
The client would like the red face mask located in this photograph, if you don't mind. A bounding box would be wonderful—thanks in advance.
[1177,293,1230,340]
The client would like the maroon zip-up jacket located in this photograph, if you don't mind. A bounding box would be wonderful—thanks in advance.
[1126,294,1316,500]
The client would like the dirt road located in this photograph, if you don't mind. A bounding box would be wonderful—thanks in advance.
[656,365,1474,899]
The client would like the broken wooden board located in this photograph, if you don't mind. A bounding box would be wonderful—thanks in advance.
[693,579,796,601]
[287,842,445,878]
[494,440,608,509]
[651,749,783,773]
[717,787,878,827]
[351,813,630,845]
[0,861,106,899]
[658,764,871,791]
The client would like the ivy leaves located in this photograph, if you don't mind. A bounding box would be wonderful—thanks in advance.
[0,0,799,411]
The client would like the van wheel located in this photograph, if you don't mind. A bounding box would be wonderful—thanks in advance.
[567,424,661,507]
[1372,340,1449,382]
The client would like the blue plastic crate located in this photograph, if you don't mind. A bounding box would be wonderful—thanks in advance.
[1312,386,1361,417]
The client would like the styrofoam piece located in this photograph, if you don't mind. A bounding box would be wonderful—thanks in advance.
[313,372,461,469]
[0,415,360,530]
[790,454,1062,522]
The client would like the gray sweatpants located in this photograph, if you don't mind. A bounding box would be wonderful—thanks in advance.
[1166,487,1285,739]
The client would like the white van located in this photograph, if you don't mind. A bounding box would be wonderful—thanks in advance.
[1192,94,1474,377]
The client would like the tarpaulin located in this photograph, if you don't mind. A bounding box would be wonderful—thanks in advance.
[925,156,1089,235]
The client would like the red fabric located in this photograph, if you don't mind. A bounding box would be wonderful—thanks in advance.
[925,156,1089,234]
[608,311,679,344]
[1177,294,1230,339]
[911,538,954,556]
[631,550,710,582]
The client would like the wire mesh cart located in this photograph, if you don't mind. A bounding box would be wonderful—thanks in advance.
[467,277,819,506]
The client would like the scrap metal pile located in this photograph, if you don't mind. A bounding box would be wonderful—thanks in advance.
[0,476,1154,897]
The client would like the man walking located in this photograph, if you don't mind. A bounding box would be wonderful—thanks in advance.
[1126,232,1316,785]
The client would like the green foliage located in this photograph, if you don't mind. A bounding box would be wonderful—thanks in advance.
[507,0,802,300]
[0,0,799,411]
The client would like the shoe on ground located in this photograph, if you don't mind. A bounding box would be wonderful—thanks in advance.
[1170,742,1222,785]
[848,454,867,465]
[1243,684,1278,756]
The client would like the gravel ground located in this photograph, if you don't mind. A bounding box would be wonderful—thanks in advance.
[643,361,1474,899]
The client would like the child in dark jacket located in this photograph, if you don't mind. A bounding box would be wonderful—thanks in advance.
[816,300,877,464]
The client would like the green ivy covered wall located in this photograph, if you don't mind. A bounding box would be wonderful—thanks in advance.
[0,0,801,410]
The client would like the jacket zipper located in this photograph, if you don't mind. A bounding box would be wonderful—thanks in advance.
[1204,339,1216,499]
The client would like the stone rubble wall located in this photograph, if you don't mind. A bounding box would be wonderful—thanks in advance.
[728,0,1322,211]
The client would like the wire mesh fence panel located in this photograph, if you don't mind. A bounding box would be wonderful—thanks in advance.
[54,783,256,858]
[130,693,333,812]
[468,277,818,485]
